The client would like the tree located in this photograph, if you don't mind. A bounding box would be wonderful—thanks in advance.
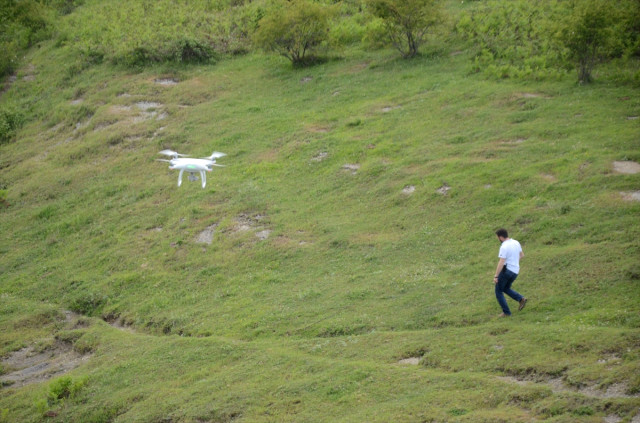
[253,0,332,67]
[561,0,614,83]
[367,0,441,58]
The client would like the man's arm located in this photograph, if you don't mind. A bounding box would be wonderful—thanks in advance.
[494,258,506,284]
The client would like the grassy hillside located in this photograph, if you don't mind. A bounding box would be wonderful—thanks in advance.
[1,2,640,422]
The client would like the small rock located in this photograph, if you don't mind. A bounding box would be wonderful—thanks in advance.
[402,185,415,195]
[436,183,451,195]
[301,77,313,83]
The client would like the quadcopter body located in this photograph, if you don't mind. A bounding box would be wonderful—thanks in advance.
[157,150,226,188]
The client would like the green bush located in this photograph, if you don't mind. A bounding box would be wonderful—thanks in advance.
[253,0,333,66]
[457,0,569,79]
[560,0,620,83]
[61,0,254,67]
[46,376,86,406]
[0,108,24,145]
[68,291,107,316]
[367,0,442,58]
[0,0,56,78]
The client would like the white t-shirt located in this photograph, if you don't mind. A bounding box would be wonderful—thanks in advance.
[499,238,522,274]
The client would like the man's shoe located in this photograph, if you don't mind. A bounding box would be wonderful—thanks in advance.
[519,298,528,311]
[498,313,510,318]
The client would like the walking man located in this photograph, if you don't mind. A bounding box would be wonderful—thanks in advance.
[493,228,527,317]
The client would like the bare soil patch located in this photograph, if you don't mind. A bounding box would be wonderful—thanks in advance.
[620,191,640,202]
[195,224,219,245]
[154,78,179,86]
[398,357,421,365]
[519,92,551,99]
[436,183,451,195]
[311,152,328,162]
[613,160,640,174]
[1,343,90,389]
[255,229,272,240]
[402,185,416,195]
[342,164,360,174]
[382,105,401,113]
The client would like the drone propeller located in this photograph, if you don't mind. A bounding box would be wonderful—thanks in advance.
[156,159,173,163]
[209,163,226,167]
[202,152,227,160]
[158,149,189,158]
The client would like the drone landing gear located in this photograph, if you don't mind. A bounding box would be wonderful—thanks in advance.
[177,171,207,188]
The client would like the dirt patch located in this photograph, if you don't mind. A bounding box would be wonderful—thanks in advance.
[540,173,557,182]
[233,214,267,233]
[300,76,313,83]
[436,183,451,195]
[342,164,360,174]
[256,229,271,240]
[620,191,640,202]
[195,224,218,245]
[135,102,162,110]
[613,161,640,174]
[398,357,421,365]
[402,185,416,195]
[311,152,328,162]
[1,343,90,389]
[154,78,179,86]
[382,105,401,113]
[519,93,550,99]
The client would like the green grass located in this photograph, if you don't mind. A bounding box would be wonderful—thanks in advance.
[1,12,639,423]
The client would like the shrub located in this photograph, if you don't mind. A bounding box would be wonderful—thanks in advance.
[68,291,107,316]
[0,108,23,145]
[61,0,252,67]
[253,0,332,66]
[367,0,442,58]
[457,0,569,80]
[46,376,86,406]
[0,0,55,78]
[560,0,617,83]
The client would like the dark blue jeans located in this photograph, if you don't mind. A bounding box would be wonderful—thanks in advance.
[495,268,523,315]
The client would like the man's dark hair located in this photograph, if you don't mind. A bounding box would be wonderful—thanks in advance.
[496,228,508,238]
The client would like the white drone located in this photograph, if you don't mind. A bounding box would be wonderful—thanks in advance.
[157,149,226,188]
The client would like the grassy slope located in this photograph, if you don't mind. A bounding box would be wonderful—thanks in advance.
[1,14,640,423]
